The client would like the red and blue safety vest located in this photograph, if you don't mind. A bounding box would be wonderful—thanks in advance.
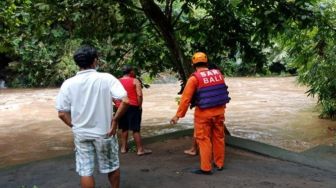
[193,69,230,109]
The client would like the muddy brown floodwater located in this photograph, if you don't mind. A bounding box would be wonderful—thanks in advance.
[0,77,335,168]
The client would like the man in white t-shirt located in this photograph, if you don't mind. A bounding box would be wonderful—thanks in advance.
[56,45,129,188]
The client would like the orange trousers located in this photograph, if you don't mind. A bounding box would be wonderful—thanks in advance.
[194,114,225,171]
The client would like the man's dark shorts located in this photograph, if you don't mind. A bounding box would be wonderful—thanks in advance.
[118,105,142,132]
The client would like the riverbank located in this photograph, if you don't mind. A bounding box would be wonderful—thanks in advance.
[1,77,336,168]
[1,131,335,188]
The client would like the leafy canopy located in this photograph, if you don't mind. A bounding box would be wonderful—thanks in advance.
[1,0,335,118]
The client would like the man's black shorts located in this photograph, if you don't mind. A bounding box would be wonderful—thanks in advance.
[118,105,142,132]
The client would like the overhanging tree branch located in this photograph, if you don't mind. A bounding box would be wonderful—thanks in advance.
[172,1,189,28]
[117,0,143,11]
[140,0,193,84]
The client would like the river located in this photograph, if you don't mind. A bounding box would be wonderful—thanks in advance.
[0,77,335,168]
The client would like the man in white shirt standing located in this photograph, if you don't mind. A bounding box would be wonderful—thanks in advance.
[56,45,129,188]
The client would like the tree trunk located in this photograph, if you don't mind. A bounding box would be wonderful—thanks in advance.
[139,0,192,85]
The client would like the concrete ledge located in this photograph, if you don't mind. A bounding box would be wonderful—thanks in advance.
[227,135,336,173]
[141,129,193,145]
[140,129,336,173]
[2,128,335,174]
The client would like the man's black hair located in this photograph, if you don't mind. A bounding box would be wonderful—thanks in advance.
[73,45,98,69]
[122,64,133,75]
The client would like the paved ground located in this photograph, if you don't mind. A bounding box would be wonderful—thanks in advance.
[1,131,335,188]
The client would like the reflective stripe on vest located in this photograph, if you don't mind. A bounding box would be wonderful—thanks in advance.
[193,69,230,109]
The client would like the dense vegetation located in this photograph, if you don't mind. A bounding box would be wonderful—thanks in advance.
[0,0,335,119]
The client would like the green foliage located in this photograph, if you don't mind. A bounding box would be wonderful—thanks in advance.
[274,0,336,119]
[1,0,335,118]
[297,45,336,119]
[141,73,155,84]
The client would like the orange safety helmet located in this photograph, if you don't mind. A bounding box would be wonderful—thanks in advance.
[192,52,208,64]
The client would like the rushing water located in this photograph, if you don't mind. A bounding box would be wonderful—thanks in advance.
[0,77,335,168]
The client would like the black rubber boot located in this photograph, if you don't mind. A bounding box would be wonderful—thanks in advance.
[191,169,213,175]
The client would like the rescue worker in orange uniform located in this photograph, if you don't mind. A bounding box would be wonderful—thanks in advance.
[170,52,230,175]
